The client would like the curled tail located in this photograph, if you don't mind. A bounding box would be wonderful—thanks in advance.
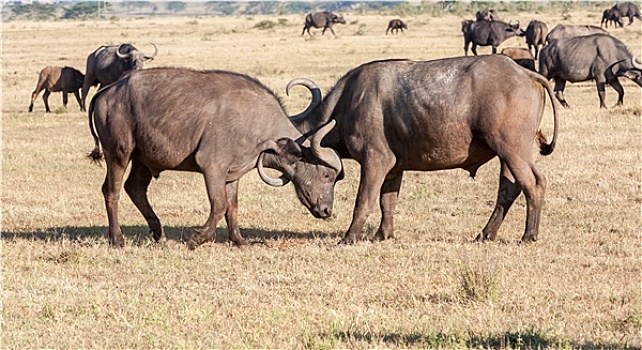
[529,71,559,156]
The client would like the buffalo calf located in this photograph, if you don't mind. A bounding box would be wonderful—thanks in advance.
[29,66,84,113]
[386,19,407,34]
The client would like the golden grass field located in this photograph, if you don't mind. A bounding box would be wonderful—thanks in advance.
[2,5,641,349]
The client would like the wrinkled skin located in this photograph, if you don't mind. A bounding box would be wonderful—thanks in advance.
[88,67,342,249]
[545,24,608,44]
[289,56,559,244]
[539,33,642,108]
[301,12,346,36]
[29,66,84,113]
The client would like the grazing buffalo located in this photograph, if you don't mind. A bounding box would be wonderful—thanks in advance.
[463,20,523,55]
[601,8,625,28]
[539,33,642,108]
[81,43,157,111]
[287,55,559,244]
[302,12,346,36]
[88,67,342,249]
[476,8,500,21]
[524,20,548,59]
[386,19,407,35]
[546,24,607,44]
[501,47,536,71]
[612,2,641,25]
[29,66,84,113]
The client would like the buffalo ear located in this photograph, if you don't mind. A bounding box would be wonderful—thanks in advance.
[276,138,303,158]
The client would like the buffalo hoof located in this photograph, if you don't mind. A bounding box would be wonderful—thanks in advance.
[372,230,394,242]
[520,234,538,243]
[474,233,496,242]
[109,237,125,248]
[338,234,358,245]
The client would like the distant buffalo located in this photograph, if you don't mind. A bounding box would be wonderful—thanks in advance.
[29,66,84,113]
[302,12,346,37]
[475,8,500,21]
[612,2,641,25]
[524,20,548,59]
[539,33,642,108]
[501,47,536,71]
[463,20,523,55]
[81,43,157,111]
[386,19,407,35]
[601,8,624,28]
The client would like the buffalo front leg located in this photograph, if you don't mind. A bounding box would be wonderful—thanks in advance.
[62,91,69,108]
[101,156,129,247]
[476,161,522,242]
[224,181,247,246]
[124,159,165,242]
[373,172,404,241]
[187,170,228,250]
[340,156,395,244]
[73,90,83,111]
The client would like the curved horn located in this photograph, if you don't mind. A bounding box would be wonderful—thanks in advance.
[286,78,322,122]
[632,55,642,70]
[257,152,290,187]
[146,43,158,59]
[309,120,342,173]
[116,44,133,59]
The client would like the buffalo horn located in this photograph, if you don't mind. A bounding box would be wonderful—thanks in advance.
[632,56,642,70]
[257,152,290,187]
[146,43,158,59]
[116,44,133,59]
[286,78,322,122]
[309,119,342,173]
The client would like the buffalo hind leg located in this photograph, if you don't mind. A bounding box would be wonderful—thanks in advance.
[124,159,165,242]
[476,161,522,242]
[224,181,247,246]
[102,155,130,247]
[43,90,52,113]
[553,78,570,108]
[373,172,404,241]
[187,169,228,249]
[608,78,625,107]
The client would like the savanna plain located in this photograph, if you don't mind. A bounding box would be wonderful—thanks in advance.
[2,4,641,349]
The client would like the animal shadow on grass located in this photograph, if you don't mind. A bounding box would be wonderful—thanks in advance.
[1,225,339,247]
[319,329,638,350]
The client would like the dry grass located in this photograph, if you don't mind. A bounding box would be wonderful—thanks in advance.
[2,8,641,349]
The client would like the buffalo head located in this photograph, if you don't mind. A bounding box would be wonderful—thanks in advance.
[116,43,158,71]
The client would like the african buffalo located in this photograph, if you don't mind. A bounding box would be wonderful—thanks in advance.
[29,66,84,113]
[81,43,157,111]
[302,12,346,37]
[539,33,642,108]
[386,19,407,35]
[287,55,559,244]
[476,9,500,21]
[612,2,641,25]
[546,24,607,44]
[88,67,342,249]
[601,8,625,28]
[501,47,536,71]
[463,19,523,55]
[524,19,548,59]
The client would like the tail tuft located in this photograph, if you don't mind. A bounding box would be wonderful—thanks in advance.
[88,147,104,165]
[537,130,555,156]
